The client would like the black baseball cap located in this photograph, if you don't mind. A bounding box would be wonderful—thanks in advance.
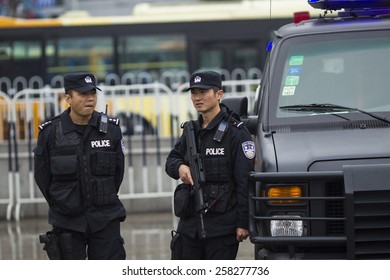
[185,71,222,91]
[64,72,101,93]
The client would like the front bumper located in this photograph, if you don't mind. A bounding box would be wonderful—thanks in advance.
[249,165,390,259]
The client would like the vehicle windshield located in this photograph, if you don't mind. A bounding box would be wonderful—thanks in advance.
[271,30,390,125]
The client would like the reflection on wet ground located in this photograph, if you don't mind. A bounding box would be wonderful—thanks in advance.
[0,212,254,260]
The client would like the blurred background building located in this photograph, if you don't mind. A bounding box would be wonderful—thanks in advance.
[1,0,223,18]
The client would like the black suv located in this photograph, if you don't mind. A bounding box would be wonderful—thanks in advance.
[226,0,390,259]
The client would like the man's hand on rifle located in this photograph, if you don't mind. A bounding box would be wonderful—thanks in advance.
[178,164,194,185]
[236,228,249,242]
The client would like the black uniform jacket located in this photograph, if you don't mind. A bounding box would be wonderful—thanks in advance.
[33,108,126,233]
[165,106,255,239]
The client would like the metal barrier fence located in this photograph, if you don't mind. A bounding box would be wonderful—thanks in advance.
[0,79,259,221]
[0,91,13,220]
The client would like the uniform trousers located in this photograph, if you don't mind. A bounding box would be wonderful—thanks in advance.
[54,218,126,260]
[180,233,239,260]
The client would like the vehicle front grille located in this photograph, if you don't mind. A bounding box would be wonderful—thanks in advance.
[325,182,345,235]
[351,190,390,259]
[250,169,390,259]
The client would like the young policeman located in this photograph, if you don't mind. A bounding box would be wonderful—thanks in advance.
[166,70,255,259]
[33,72,127,259]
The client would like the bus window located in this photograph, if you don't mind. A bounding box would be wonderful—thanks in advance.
[47,37,114,81]
[199,48,225,70]
[233,47,259,72]
[0,40,45,85]
[0,43,11,61]
[118,34,187,82]
[196,42,261,78]
[13,41,42,60]
[0,40,42,61]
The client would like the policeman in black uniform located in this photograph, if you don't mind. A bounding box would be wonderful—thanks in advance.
[166,71,255,259]
[33,72,126,259]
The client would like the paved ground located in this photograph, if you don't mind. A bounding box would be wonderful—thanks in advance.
[0,211,254,260]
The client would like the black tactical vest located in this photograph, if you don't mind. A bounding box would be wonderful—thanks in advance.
[197,120,237,213]
[48,118,118,216]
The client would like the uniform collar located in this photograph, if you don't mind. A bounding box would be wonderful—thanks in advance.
[197,106,227,130]
[60,108,99,133]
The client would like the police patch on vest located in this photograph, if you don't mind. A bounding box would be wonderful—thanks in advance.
[206,148,225,156]
[91,140,111,148]
[242,141,255,159]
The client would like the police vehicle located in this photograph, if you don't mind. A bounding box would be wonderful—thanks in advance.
[225,0,390,259]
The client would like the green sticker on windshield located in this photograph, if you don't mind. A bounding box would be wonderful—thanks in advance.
[285,76,300,86]
[289,55,304,66]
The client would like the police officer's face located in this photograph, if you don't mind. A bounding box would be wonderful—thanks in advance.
[190,88,222,114]
[66,89,97,123]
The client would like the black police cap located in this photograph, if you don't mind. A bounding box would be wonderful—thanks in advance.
[185,71,222,91]
[64,72,101,93]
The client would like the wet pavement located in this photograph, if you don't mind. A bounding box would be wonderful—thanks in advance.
[0,211,254,260]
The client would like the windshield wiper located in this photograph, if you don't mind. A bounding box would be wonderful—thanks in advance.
[280,103,390,125]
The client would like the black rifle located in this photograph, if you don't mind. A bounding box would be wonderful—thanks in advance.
[39,231,62,260]
[183,121,208,238]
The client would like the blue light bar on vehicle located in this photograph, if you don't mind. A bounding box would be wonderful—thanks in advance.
[308,0,390,10]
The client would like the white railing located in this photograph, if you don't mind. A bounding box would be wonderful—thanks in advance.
[0,91,13,221]
[0,79,260,221]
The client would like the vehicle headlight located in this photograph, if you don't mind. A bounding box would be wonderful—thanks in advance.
[270,215,303,237]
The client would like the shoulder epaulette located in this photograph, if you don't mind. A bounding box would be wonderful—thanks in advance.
[108,118,120,126]
[38,115,60,130]
[235,121,245,128]
[229,118,244,128]
[38,120,52,130]
[180,121,189,129]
